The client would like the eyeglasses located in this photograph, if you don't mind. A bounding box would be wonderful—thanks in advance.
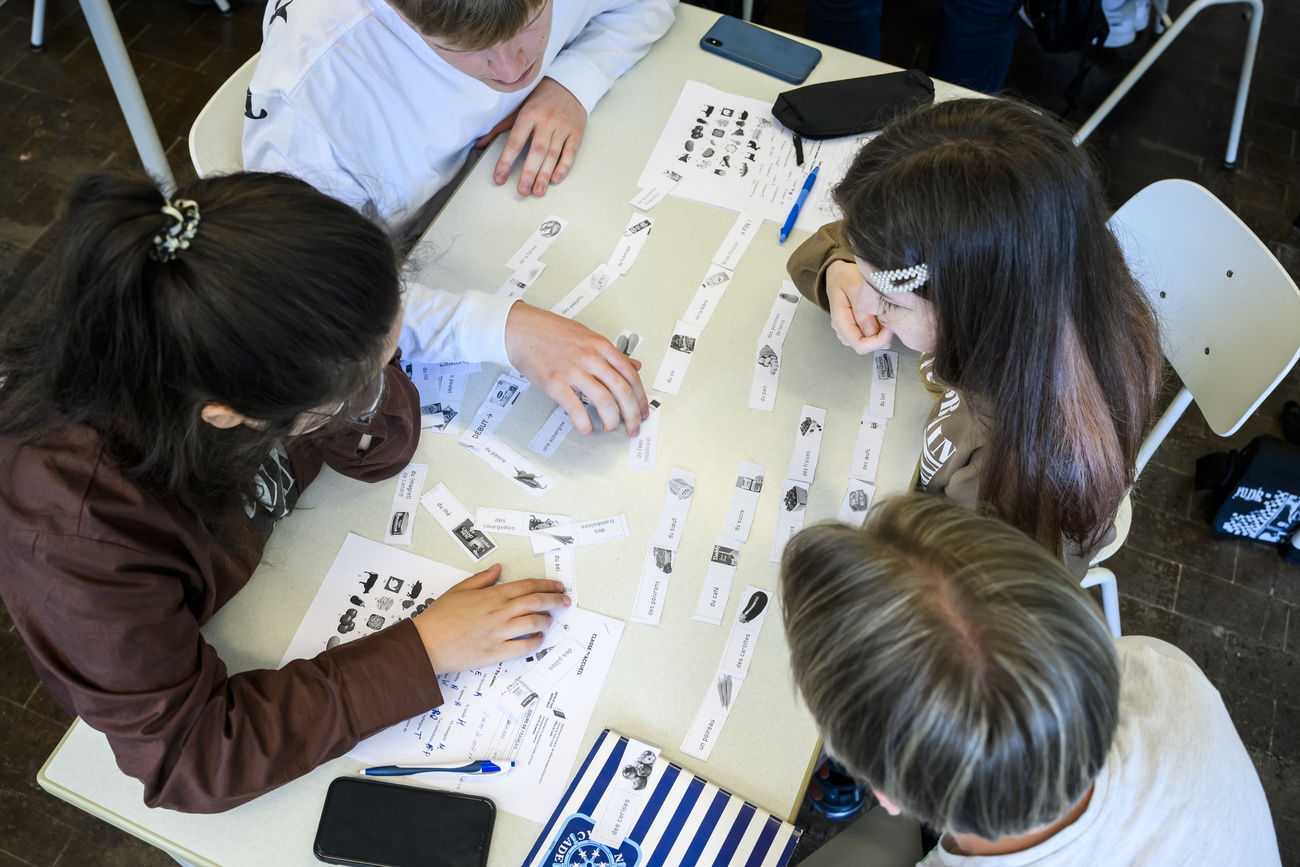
[348,368,387,425]
[294,368,387,434]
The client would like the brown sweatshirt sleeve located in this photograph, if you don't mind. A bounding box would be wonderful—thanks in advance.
[30,531,442,813]
[785,221,857,312]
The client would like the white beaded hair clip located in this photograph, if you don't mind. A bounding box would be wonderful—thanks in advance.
[150,198,201,263]
[871,263,928,293]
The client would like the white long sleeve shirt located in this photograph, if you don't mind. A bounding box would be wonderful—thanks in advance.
[243,0,677,225]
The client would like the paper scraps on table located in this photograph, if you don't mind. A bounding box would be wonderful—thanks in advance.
[652,320,702,396]
[630,542,674,626]
[628,398,662,473]
[495,261,547,301]
[529,402,578,457]
[384,463,428,547]
[460,372,530,449]
[421,482,498,563]
[838,479,876,527]
[849,411,888,484]
[693,537,741,625]
[530,515,631,553]
[748,282,803,412]
[629,168,683,211]
[682,264,735,329]
[769,479,810,563]
[470,435,555,498]
[543,547,577,600]
[869,349,899,419]
[505,215,568,270]
[681,585,772,761]
[609,213,654,275]
[712,210,763,271]
[474,507,570,536]
[721,460,765,544]
[787,405,827,483]
[423,370,468,434]
[628,470,697,626]
[550,264,620,320]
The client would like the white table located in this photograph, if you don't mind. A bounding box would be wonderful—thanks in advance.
[40,6,967,864]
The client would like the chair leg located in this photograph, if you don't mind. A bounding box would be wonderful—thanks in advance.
[1073,0,1263,169]
[1082,567,1123,638]
[30,0,46,51]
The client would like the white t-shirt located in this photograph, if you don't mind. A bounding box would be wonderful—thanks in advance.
[397,282,515,366]
[922,636,1281,866]
[243,0,677,225]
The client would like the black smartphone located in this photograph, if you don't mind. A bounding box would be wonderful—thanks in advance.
[313,777,494,867]
[700,16,822,84]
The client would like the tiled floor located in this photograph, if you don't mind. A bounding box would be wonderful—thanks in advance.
[0,0,1297,864]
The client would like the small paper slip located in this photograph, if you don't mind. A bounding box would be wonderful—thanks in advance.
[651,320,702,396]
[429,361,482,377]
[627,399,662,472]
[787,405,827,483]
[522,730,801,867]
[650,469,697,552]
[424,372,468,435]
[869,349,899,419]
[628,168,683,211]
[471,435,555,498]
[384,463,428,547]
[761,282,802,346]
[681,264,734,328]
[530,515,631,553]
[630,542,674,626]
[420,482,499,563]
[495,261,546,300]
[849,416,888,484]
[614,329,644,358]
[721,461,765,544]
[459,372,529,448]
[712,210,763,270]
[475,507,570,536]
[543,547,577,599]
[609,213,654,275]
[492,633,588,715]
[693,537,740,625]
[550,264,620,320]
[505,214,568,270]
[747,341,783,412]
[838,479,876,527]
[769,479,809,563]
[529,403,576,457]
[720,585,771,678]
[401,360,442,405]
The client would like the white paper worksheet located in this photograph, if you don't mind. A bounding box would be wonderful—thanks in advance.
[278,534,626,824]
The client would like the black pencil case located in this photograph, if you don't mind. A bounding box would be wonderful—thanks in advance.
[771,69,935,139]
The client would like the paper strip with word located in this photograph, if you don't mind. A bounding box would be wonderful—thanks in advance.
[652,320,702,396]
[712,210,762,270]
[384,463,428,547]
[769,479,810,563]
[505,215,569,270]
[838,479,876,527]
[550,264,620,320]
[459,372,529,448]
[470,435,555,498]
[629,169,683,211]
[848,415,888,484]
[682,264,735,328]
[720,461,765,544]
[748,340,783,412]
[543,547,577,600]
[760,282,802,346]
[609,213,654,275]
[869,349,899,419]
[693,538,740,625]
[630,543,674,626]
[651,469,697,552]
[420,482,499,563]
[495,261,547,301]
[530,515,631,553]
[628,399,662,472]
[475,508,570,536]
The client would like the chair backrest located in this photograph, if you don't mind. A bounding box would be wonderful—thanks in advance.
[188,53,260,178]
[1110,179,1300,437]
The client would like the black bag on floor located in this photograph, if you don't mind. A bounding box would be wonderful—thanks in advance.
[1020,0,1110,112]
[1195,435,1300,544]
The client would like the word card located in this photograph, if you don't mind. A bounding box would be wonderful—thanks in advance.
[749,283,802,412]
[629,168,684,211]
[550,264,620,320]
[869,349,899,419]
[787,406,827,483]
[682,264,735,328]
[721,461,765,544]
[630,542,674,626]
[849,412,888,484]
[460,372,529,448]
[543,547,577,599]
[609,213,654,275]
[474,508,570,536]
[424,371,468,434]
[693,537,741,625]
[529,402,578,456]
[681,586,772,761]
[495,261,547,301]
[652,320,702,396]
[651,469,697,552]
[769,479,810,563]
[384,463,428,547]
[506,215,568,270]
[420,482,498,563]
[838,480,876,527]
[628,398,662,472]
[712,211,762,270]
[590,739,662,848]
[470,435,555,498]
[530,515,631,553]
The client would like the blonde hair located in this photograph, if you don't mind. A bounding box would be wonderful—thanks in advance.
[781,495,1120,839]
[390,0,546,48]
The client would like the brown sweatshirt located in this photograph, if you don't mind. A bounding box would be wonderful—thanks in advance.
[0,358,442,812]
[787,222,1109,577]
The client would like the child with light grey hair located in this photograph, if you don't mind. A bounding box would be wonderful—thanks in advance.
[781,495,1280,865]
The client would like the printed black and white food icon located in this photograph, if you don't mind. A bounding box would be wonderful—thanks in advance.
[669,333,696,354]
[735,473,764,493]
[385,576,403,593]
[514,469,546,489]
[376,596,394,612]
[538,219,563,238]
[338,608,358,634]
[691,126,704,139]
[615,332,642,357]
[390,511,408,535]
[711,544,739,567]
[849,489,870,512]
[739,590,768,624]
[453,519,497,558]
[711,128,725,138]
[489,382,520,408]
[359,571,378,594]
[407,581,423,599]
[716,673,734,709]
[326,635,341,650]
[757,344,779,372]
[702,147,714,158]
[720,107,733,117]
[779,292,799,305]
[800,416,823,436]
[402,599,414,609]
[668,477,694,499]
[366,614,385,630]
[700,104,715,116]
[413,596,435,616]
[703,270,730,288]
[783,484,808,512]
[653,547,673,573]
[875,352,896,380]
[349,595,366,607]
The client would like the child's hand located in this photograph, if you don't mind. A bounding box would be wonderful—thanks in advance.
[826,260,893,354]
[488,78,588,197]
[411,566,571,675]
[503,302,649,436]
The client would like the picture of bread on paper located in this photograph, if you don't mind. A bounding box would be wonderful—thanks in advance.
[451,518,497,560]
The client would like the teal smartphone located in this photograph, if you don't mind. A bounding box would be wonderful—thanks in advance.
[700,16,822,84]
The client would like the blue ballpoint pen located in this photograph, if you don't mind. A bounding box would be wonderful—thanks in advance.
[360,760,514,777]
[779,164,820,244]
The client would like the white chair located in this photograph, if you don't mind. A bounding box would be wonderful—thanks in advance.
[188,53,259,178]
[1086,178,1300,636]
[1073,0,1263,168]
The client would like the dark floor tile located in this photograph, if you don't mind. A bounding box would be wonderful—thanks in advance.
[1274,702,1300,766]
[1106,545,1179,609]
[0,619,43,708]
[1145,404,1215,477]
[1215,682,1275,755]
[1261,599,1291,651]
[1126,501,1238,582]
[0,790,75,867]
[1253,750,1300,822]
[1118,595,1228,677]
[0,699,85,829]
[1238,540,1300,604]
[1220,631,1300,704]
[1276,817,1300,867]
[53,817,177,867]
[1176,567,1273,638]
[0,846,42,867]
[1132,464,1193,519]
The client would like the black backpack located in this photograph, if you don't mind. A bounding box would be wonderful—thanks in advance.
[1021,0,1110,111]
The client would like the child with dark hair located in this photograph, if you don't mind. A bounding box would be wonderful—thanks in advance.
[788,97,1163,576]
[0,170,571,813]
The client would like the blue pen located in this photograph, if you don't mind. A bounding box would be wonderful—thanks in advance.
[779,164,820,244]
[360,760,514,777]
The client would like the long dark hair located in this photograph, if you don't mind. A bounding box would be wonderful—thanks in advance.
[0,170,401,548]
[834,98,1161,554]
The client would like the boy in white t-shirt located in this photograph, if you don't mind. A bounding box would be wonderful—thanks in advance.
[781,495,1281,867]
[244,0,676,231]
